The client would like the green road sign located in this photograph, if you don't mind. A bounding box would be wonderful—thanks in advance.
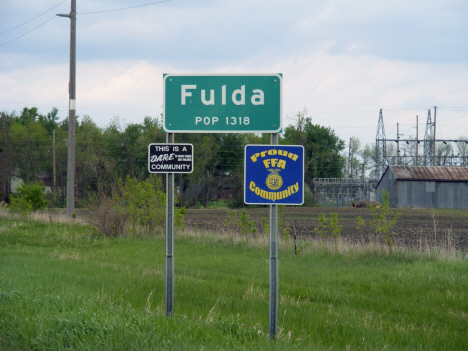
[163,74,282,133]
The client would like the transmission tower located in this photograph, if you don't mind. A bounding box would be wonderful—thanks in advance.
[375,109,387,179]
[423,109,434,165]
[374,108,467,177]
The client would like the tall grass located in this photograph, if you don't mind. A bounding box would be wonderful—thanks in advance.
[1,214,468,350]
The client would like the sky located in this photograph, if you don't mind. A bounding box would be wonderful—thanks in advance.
[1,0,468,150]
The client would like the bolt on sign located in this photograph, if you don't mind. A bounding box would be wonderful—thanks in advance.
[148,143,193,173]
[244,145,304,205]
[163,73,282,133]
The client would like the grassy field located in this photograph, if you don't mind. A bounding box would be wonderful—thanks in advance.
[1,215,468,350]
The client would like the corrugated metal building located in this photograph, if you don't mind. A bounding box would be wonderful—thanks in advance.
[376,166,468,209]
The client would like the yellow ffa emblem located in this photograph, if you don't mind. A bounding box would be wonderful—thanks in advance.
[266,169,283,190]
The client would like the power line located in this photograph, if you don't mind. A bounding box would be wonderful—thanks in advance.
[0,16,57,48]
[0,0,67,35]
[78,0,171,14]
[0,0,170,48]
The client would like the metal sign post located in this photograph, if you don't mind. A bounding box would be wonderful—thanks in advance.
[165,132,175,316]
[148,139,193,317]
[269,132,279,339]
[244,138,304,339]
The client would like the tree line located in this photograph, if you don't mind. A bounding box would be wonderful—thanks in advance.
[0,107,346,208]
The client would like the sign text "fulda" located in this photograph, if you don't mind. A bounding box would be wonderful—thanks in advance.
[181,85,265,106]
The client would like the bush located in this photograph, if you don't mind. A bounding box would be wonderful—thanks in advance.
[369,189,401,252]
[84,176,185,237]
[9,181,48,216]
[224,209,257,236]
[84,193,129,237]
[314,212,343,245]
[118,176,166,233]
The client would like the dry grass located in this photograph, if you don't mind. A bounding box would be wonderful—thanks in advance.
[0,208,85,225]
[2,208,466,262]
[178,226,468,262]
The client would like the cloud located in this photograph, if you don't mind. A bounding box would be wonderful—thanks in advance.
[1,1,468,145]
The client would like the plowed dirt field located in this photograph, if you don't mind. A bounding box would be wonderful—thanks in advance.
[184,207,468,251]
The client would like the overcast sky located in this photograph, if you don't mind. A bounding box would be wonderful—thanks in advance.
[1,0,467,149]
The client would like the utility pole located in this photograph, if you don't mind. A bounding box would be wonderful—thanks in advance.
[53,129,57,197]
[397,123,400,165]
[58,0,76,218]
[433,106,437,166]
[415,116,418,165]
[347,137,352,179]
[346,137,351,201]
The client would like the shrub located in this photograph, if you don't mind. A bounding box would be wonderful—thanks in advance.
[314,212,343,245]
[369,189,401,252]
[84,176,185,237]
[118,176,165,233]
[224,209,257,236]
[9,181,47,216]
[356,216,366,235]
[84,193,129,237]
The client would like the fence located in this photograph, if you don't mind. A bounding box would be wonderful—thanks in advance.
[313,178,377,207]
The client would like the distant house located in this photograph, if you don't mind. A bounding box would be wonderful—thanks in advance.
[10,172,54,194]
[376,166,468,209]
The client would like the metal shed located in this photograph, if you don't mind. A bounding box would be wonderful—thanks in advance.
[375,166,468,209]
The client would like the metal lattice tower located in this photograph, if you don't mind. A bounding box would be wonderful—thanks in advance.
[374,108,467,174]
[423,109,434,165]
[375,109,387,179]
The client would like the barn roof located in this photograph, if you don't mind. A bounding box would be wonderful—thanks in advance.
[388,166,468,181]
[376,166,468,189]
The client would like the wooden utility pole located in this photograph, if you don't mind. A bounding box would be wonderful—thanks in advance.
[346,137,351,201]
[433,106,437,166]
[397,123,400,165]
[53,129,57,196]
[58,0,76,218]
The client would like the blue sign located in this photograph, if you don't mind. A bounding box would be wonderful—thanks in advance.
[244,145,304,205]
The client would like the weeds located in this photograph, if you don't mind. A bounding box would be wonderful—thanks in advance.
[314,212,343,247]
[224,209,257,236]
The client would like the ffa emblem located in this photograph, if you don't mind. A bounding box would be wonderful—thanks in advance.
[266,169,283,190]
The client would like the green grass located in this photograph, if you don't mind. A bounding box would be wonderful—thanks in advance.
[1,217,468,350]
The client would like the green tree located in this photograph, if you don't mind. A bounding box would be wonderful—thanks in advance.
[360,143,376,179]
[283,110,345,187]
[16,107,41,126]
[347,137,362,178]
[11,119,50,184]
[213,133,247,207]
[75,116,112,198]
[0,112,14,200]
[38,107,60,135]
[184,134,220,207]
